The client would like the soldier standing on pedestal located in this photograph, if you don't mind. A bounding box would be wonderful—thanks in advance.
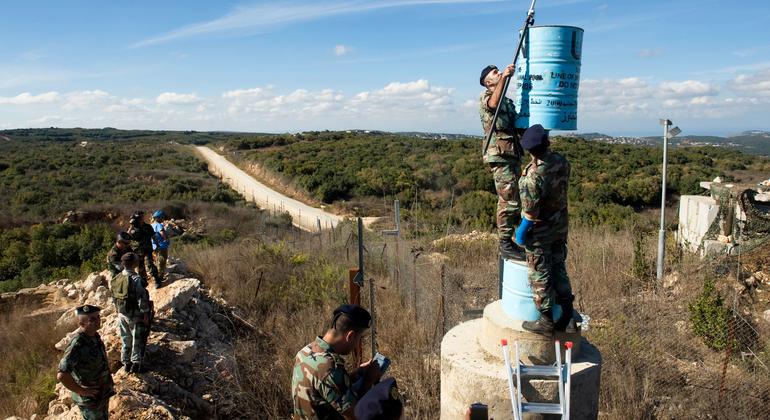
[479,64,526,261]
[515,124,577,334]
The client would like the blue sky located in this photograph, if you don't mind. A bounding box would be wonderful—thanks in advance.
[1,0,769,136]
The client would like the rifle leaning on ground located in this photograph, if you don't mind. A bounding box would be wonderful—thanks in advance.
[482,0,538,158]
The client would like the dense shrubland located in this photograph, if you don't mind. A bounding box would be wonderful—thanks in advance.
[225,131,767,232]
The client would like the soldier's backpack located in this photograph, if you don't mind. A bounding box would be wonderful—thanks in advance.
[110,273,137,313]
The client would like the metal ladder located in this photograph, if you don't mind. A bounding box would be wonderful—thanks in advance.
[501,339,573,420]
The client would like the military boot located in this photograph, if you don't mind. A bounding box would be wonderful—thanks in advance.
[522,315,555,335]
[130,362,145,374]
[500,238,525,261]
[121,362,133,374]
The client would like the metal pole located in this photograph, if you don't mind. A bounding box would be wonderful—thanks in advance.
[482,0,537,157]
[656,122,669,281]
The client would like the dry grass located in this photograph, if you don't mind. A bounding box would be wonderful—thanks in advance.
[177,218,769,419]
[0,310,67,418]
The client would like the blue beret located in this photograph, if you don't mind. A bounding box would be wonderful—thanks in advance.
[354,378,403,420]
[479,65,497,86]
[76,305,101,315]
[520,124,549,150]
[333,304,371,329]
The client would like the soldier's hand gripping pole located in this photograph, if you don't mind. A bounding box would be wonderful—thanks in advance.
[482,0,537,158]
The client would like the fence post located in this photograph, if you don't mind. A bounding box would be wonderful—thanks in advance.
[349,269,362,364]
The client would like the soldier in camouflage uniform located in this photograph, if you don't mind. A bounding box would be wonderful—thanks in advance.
[57,305,115,420]
[113,252,152,373]
[479,64,525,260]
[515,125,576,334]
[106,231,134,277]
[127,210,161,288]
[291,304,382,420]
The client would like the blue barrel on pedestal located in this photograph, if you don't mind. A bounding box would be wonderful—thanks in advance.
[501,259,562,321]
[514,25,584,130]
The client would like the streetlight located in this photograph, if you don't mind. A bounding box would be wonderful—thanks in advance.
[657,119,681,281]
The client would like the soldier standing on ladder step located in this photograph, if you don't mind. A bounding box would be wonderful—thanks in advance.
[479,64,526,261]
[515,124,577,335]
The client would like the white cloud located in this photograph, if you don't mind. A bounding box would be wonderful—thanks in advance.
[156,92,201,105]
[334,44,352,56]
[731,68,770,97]
[62,90,110,110]
[658,80,718,97]
[0,91,60,105]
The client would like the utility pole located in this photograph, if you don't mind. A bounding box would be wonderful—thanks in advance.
[656,119,681,281]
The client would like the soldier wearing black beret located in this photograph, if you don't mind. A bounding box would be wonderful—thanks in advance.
[57,305,115,419]
[291,304,384,419]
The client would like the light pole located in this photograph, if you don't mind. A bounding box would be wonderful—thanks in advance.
[656,119,681,281]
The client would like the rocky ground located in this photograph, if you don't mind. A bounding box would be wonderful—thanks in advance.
[3,261,242,420]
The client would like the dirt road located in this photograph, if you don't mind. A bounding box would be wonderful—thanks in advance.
[194,146,343,231]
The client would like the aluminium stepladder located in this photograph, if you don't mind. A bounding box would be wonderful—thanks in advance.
[501,339,573,420]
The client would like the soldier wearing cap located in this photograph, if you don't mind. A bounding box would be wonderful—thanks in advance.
[127,210,161,288]
[291,304,383,420]
[106,231,135,277]
[113,252,152,373]
[479,64,526,261]
[57,305,115,420]
[515,124,576,334]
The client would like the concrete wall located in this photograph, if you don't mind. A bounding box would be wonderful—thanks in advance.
[677,195,719,253]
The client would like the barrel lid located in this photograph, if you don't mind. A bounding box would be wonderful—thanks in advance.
[528,25,584,32]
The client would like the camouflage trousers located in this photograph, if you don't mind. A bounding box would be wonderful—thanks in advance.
[77,398,109,420]
[488,159,521,239]
[525,241,573,315]
[154,248,168,279]
[118,313,148,365]
[136,249,159,282]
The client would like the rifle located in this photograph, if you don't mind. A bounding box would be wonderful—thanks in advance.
[482,0,537,158]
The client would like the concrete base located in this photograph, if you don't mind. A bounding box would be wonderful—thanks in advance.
[480,300,582,364]
[441,301,601,420]
[442,319,601,419]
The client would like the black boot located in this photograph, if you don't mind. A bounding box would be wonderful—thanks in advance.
[500,238,525,261]
[522,315,555,335]
[555,297,578,333]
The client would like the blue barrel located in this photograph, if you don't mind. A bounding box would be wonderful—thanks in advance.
[501,259,562,322]
[514,25,584,130]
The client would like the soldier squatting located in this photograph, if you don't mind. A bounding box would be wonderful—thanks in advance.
[57,209,172,419]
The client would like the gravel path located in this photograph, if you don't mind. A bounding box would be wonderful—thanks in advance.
[195,146,343,231]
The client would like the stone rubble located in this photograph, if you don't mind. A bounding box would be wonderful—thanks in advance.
[5,260,240,420]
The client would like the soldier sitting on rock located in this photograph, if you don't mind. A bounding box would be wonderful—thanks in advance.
[106,231,134,277]
[111,252,152,374]
[57,304,115,420]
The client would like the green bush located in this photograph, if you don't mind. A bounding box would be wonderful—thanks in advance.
[689,279,733,351]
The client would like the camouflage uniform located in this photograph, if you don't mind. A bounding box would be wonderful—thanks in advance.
[113,270,151,366]
[291,336,357,420]
[128,223,159,282]
[106,243,135,276]
[58,331,115,420]
[518,151,573,314]
[479,89,522,239]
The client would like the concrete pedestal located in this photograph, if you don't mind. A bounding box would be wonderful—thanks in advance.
[441,301,601,419]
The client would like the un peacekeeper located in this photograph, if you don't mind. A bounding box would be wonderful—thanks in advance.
[127,210,161,288]
[57,305,115,420]
[106,231,134,277]
[292,304,383,420]
[479,64,526,261]
[515,125,577,334]
[113,252,152,374]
